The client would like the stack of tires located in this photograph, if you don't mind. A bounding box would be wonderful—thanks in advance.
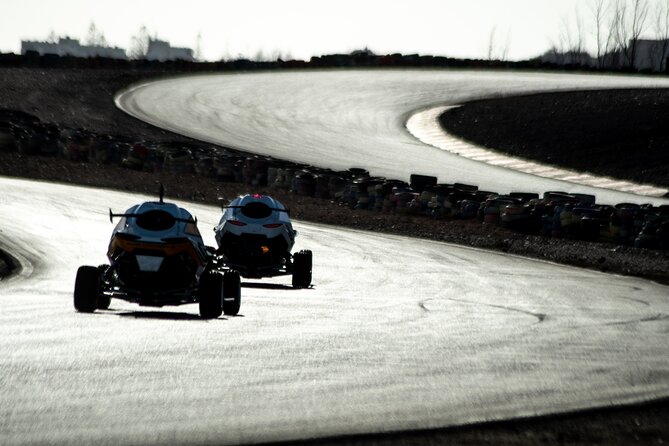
[195,156,215,178]
[121,142,149,170]
[409,174,437,193]
[293,170,316,196]
[62,129,93,161]
[214,155,238,182]
[163,148,194,175]
[326,176,345,201]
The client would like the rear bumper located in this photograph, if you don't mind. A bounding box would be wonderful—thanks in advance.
[218,232,290,271]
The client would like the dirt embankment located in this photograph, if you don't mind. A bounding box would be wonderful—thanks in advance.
[439,88,669,189]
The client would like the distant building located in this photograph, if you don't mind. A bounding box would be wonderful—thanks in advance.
[633,39,669,72]
[21,37,127,60]
[539,39,669,72]
[145,38,194,62]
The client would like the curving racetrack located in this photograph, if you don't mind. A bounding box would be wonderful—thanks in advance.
[116,69,669,205]
[2,69,669,445]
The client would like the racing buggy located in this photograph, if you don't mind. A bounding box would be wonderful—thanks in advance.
[73,187,241,318]
[212,194,312,288]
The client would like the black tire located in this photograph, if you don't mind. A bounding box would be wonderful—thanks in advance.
[292,250,312,289]
[222,271,241,316]
[198,272,223,319]
[97,294,111,310]
[74,266,100,313]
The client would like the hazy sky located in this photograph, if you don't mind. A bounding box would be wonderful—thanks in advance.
[0,0,622,61]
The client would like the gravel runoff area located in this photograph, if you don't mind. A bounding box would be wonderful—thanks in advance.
[1,67,668,445]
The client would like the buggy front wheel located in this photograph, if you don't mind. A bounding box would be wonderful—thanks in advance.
[292,250,312,289]
[198,272,223,319]
[74,266,101,313]
[222,271,241,316]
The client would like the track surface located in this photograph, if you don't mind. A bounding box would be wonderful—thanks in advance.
[2,70,669,445]
[117,69,669,205]
[2,177,669,445]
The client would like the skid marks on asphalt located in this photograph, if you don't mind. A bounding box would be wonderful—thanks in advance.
[422,296,548,323]
[603,313,669,327]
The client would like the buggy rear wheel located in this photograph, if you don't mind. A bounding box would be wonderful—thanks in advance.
[292,250,312,289]
[96,264,111,309]
[97,294,111,310]
[222,271,241,316]
[198,272,223,319]
[74,266,101,313]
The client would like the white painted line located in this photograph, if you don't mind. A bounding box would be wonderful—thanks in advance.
[407,105,669,198]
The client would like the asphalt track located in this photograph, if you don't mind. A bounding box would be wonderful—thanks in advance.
[2,70,669,445]
[116,69,669,205]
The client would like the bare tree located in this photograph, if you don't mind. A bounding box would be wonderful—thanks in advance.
[129,26,150,59]
[652,0,669,71]
[612,1,631,67]
[487,26,497,60]
[269,49,282,61]
[602,1,623,68]
[85,22,107,47]
[219,42,231,62]
[613,0,650,69]
[486,26,512,61]
[589,0,612,68]
[194,32,203,61]
[573,7,587,64]
[500,31,512,61]
[556,7,587,65]
[487,26,511,60]
[253,49,265,62]
[629,0,650,68]
[47,30,58,44]
[543,45,565,65]
[549,22,568,63]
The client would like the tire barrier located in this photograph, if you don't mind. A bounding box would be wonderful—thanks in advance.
[163,148,194,175]
[454,182,478,193]
[510,192,539,202]
[2,109,669,252]
[488,197,521,227]
[213,155,237,182]
[61,128,94,161]
[500,203,536,232]
[410,174,437,193]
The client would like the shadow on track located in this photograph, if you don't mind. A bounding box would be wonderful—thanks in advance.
[241,282,295,291]
[116,310,218,321]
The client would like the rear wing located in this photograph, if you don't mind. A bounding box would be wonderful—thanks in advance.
[108,182,198,224]
[218,197,290,215]
[109,209,197,224]
[222,205,290,214]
